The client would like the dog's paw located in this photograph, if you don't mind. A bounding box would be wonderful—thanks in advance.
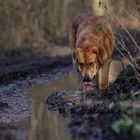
[102,86,108,94]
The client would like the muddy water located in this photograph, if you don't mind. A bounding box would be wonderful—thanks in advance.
[27,72,79,140]
[27,60,128,140]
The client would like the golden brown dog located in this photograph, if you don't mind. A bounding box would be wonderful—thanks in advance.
[69,13,114,91]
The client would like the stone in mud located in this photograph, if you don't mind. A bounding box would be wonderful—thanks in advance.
[0,102,8,109]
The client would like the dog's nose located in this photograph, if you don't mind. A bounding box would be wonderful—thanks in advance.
[83,74,91,82]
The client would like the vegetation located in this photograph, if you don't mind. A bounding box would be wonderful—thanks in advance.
[0,0,139,47]
[112,101,140,137]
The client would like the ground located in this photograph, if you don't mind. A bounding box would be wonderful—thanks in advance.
[0,46,72,139]
[0,30,139,140]
[46,59,140,140]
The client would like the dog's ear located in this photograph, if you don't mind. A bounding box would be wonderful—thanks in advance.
[97,47,105,65]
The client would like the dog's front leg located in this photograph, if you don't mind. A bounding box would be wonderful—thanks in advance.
[93,72,99,90]
[101,59,111,90]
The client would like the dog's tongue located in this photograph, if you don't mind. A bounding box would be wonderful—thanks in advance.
[83,82,93,91]
[83,81,92,87]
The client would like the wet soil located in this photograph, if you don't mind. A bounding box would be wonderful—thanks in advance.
[46,59,140,140]
[0,46,72,140]
[0,29,139,140]
[0,46,71,85]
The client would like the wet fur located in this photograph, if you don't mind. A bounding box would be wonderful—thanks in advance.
[69,13,114,90]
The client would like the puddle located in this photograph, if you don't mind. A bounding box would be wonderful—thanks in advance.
[27,72,79,140]
[25,59,129,140]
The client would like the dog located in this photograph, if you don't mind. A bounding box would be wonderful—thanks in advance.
[69,13,114,91]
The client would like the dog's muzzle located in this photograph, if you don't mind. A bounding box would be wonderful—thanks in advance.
[83,74,91,82]
[82,74,96,91]
[82,74,93,89]
[83,74,96,82]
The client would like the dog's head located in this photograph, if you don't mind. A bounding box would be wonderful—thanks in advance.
[73,45,105,89]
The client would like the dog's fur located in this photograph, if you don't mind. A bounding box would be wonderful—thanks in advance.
[69,13,114,91]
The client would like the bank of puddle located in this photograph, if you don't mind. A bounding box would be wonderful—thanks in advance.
[24,60,128,140]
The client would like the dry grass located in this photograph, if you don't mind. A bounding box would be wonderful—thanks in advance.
[98,0,140,81]
[0,0,139,48]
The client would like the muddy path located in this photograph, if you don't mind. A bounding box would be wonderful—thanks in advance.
[0,66,72,140]
[0,46,71,85]
[0,30,139,140]
[0,46,72,140]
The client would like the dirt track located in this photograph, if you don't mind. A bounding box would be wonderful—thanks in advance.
[0,46,72,140]
[0,29,139,140]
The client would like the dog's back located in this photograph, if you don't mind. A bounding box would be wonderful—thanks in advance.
[70,13,114,58]
[71,13,104,31]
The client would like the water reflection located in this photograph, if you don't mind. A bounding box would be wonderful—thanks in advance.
[27,60,128,140]
[27,72,79,140]
[28,102,71,140]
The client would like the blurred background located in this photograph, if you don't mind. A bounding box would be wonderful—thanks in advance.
[0,0,139,48]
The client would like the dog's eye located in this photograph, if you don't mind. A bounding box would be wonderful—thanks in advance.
[79,63,84,67]
[89,62,94,66]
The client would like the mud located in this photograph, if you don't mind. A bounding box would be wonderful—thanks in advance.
[0,46,72,140]
[46,59,140,140]
[0,29,139,140]
[0,46,72,120]
[0,46,71,85]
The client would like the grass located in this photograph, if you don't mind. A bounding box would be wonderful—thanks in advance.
[112,113,133,134]
[98,0,140,137]
[99,0,140,82]
[112,101,140,136]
